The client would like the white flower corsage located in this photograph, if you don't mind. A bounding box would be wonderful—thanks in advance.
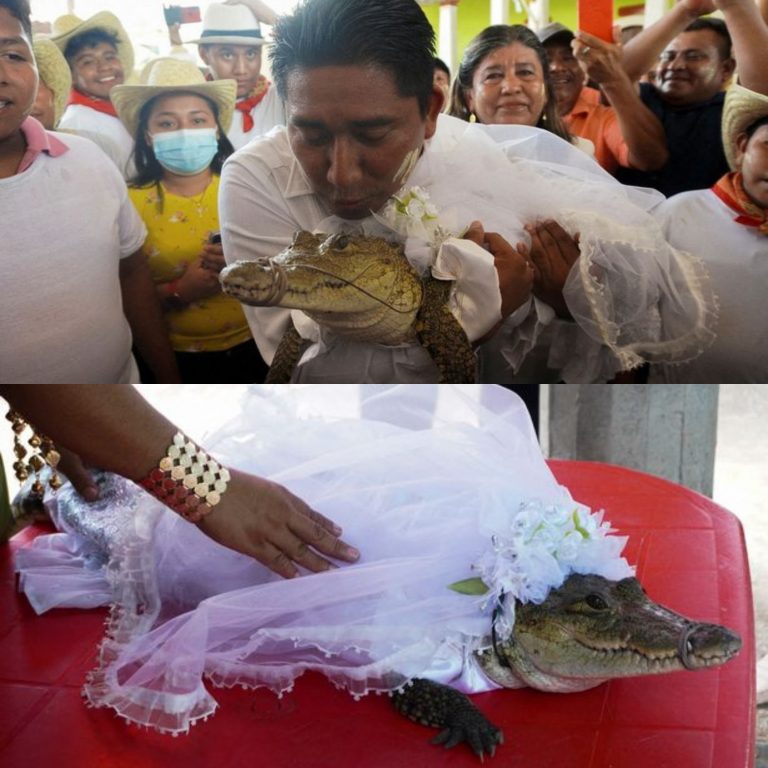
[449,499,633,639]
[373,186,459,273]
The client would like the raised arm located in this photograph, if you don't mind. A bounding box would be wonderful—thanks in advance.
[1,385,359,577]
[714,0,768,93]
[574,32,669,171]
[621,0,716,81]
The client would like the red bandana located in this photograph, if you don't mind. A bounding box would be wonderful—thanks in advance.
[712,172,768,236]
[234,76,269,133]
[67,88,119,118]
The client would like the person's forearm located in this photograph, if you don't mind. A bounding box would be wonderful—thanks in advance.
[602,77,669,170]
[1,385,175,480]
[119,252,181,383]
[621,2,704,81]
[717,0,768,93]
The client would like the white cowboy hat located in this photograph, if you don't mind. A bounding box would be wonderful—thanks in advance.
[722,83,768,171]
[32,36,72,127]
[50,11,135,76]
[187,3,266,47]
[110,58,236,137]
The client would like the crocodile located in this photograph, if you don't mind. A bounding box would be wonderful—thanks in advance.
[219,230,477,383]
[392,573,742,759]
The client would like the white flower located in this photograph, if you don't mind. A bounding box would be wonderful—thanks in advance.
[454,499,634,639]
[374,186,453,265]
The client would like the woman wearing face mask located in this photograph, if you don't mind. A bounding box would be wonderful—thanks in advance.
[112,59,268,383]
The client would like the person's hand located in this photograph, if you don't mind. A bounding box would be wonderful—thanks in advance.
[56,446,100,501]
[526,220,580,320]
[176,257,223,302]
[223,0,279,25]
[201,241,226,273]
[680,0,717,17]
[463,221,534,317]
[197,469,360,578]
[167,22,184,47]
[572,32,628,88]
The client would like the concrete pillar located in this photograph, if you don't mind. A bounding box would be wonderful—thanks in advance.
[439,1,460,75]
[548,385,719,496]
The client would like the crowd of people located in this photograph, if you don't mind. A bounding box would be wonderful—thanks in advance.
[1,0,767,383]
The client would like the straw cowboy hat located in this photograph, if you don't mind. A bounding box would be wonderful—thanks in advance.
[722,83,768,170]
[187,3,266,46]
[50,11,135,76]
[32,36,72,127]
[110,58,237,137]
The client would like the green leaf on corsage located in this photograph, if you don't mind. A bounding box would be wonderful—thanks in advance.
[448,577,490,595]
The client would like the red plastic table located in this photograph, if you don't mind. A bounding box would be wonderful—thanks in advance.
[0,461,756,768]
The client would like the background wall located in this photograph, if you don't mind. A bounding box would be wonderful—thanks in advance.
[423,0,656,65]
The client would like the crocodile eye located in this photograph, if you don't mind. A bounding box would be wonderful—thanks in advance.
[331,234,349,250]
[586,594,608,610]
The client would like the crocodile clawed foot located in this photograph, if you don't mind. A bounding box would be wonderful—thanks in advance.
[392,678,504,760]
[430,710,504,761]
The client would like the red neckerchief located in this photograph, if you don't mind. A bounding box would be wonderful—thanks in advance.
[234,76,269,133]
[67,88,119,118]
[712,172,768,236]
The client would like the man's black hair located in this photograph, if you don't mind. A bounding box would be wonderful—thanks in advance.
[434,56,450,79]
[270,0,436,117]
[684,17,733,61]
[130,92,234,205]
[0,0,32,40]
[63,28,121,65]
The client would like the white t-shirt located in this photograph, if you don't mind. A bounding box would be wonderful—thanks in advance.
[0,132,147,382]
[652,188,768,383]
[58,104,135,178]
[226,86,286,151]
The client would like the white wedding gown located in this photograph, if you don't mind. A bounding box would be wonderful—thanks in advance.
[15,385,631,733]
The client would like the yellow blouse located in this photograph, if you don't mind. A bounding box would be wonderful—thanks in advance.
[129,177,252,353]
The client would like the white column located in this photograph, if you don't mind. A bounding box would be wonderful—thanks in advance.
[532,0,550,31]
[490,0,509,25]
[439,1,460,75]
[644,0,670,26]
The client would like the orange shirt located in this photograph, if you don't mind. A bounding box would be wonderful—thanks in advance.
[563,87,630,174]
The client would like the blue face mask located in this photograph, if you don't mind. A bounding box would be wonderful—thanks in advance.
[150,128,219,175]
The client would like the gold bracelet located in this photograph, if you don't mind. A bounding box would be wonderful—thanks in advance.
[5,409,63,494]
[138,432,230,523]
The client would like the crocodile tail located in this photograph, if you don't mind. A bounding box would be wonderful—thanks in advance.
[265,322,304,383]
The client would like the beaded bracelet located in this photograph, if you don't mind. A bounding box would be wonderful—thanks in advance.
[138,432,230,523]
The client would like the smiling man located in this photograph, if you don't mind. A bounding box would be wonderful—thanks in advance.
[51,11,135,177]
[618,0,768,196]
[537,22,667,175]
[219,0,720,384]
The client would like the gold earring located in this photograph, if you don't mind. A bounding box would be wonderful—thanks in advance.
[5,409,63,494]
[469,112,477,123]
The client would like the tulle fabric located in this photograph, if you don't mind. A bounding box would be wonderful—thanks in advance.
[414,118,719,381]
[15,385,631,733]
